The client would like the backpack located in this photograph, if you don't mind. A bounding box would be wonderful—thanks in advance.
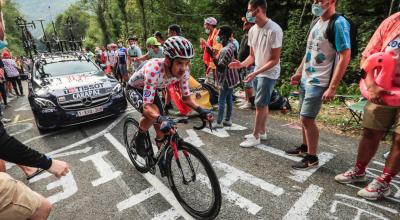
[268,90,291,111]
[310,13,358,59]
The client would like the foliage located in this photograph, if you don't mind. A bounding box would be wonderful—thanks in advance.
[4,0,400,95]
[2,0,24,56]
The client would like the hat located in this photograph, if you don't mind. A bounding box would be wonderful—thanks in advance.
[204,17,217,26]
[242,17,255,25]
[2,50,11,59]
[146,37,161,46]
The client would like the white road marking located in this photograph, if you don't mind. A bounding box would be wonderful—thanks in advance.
[80,151,123,187]
[46,110,134,156]
[14,103,31,111]
[12,114,20,123]
[255,144,335,183]
[282,184,323,220]
[30,171,78,204]
[151,208,181,220]
[201,123,247,138]
[289,152,335,183]
[117,187,158,211]
[184,129,204,147]
[213,161,284,215]
[5,122,33,136]
[330,200,389,220]
[52,147,92,158]
[104,133,195,220]
[335,194,398,214]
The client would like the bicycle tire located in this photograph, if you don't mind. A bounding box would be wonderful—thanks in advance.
[165,141,221,219]
[123,116,150,173]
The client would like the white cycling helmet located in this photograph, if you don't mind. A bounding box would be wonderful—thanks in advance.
[163,36,194,59]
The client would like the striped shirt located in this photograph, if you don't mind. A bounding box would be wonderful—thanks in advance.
[216,42,239,88]
[2,59,20,78]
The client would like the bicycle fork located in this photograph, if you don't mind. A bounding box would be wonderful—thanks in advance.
[170,140,196,184]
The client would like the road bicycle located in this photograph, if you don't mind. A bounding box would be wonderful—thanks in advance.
[123,114,222,219]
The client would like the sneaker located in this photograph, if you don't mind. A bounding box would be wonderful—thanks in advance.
[244,132,267,141]
[292,154,319,170]
[1,118,11,123]
[212,122,223,129]
[357,178,391,200]
[240,135,260,148]
[285,144,308,157]
[239,102,252,109]
[223,120,232,127]
[334,167,367,184]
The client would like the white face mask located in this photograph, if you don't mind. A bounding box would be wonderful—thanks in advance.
[205,29,211,34]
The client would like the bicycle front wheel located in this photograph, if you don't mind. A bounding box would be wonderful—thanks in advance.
[123,116,150,173]
[166,141,221,219]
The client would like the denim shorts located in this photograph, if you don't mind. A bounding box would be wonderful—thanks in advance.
[299,84,327,119]
[252,77,276,107]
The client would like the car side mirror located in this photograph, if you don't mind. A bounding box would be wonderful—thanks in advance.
[100,64,107,71]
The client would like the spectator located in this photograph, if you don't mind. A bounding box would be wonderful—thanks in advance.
[0,66,10,123]
[200,17,222,85]
[84,47,95,61]
[229,0,283,148]
[107,43,118,79]
[230,34,240,57]
[154,31,165,45]
[286,0,351,170]
[127,36,142,72]
[238,16,256,110]
[207,25,240,128]
[116,41,129,84]
[335,12,400,200]
[168,24,182,37]
[0,120,70,220]
[2,51,23,97]
[134,37,164,62]
[0,58,9,108]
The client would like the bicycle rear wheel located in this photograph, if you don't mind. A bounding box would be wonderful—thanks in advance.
[123,116,150,173]
[166,141,221,219]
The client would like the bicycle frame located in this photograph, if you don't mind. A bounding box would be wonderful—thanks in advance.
[150,130,196,183]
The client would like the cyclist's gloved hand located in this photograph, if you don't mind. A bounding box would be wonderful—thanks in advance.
[195,107,213,121]
[157,116,175,133]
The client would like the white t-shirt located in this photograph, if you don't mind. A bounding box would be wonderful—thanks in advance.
[107,50,117,66]
[301,17,351,87]
[385,35,400,86]
[248,19,283,79]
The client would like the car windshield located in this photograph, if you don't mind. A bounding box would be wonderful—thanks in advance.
[42,60,100,77]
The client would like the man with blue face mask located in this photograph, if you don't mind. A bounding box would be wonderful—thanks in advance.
[134,37,164,63]
[285,0,351,170]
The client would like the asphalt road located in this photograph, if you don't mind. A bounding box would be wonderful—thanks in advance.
[3,84,400,220]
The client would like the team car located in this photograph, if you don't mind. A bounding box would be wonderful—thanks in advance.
[28,53,127,130]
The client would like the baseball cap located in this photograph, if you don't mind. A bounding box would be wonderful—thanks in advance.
[146,37,161,46]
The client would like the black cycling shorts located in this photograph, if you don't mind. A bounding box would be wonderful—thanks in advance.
[125,86,165,115]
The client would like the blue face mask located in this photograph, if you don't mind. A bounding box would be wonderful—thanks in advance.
[311,3,326,17]
[216,36,222,44]
[246,11,256,23]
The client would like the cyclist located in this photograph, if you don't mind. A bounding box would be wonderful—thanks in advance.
[126,36,213,159]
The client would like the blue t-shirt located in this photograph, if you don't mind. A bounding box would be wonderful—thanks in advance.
[118,47,127,65]
[302,16,351,87]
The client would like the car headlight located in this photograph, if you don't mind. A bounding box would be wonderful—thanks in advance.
[113,84,122,94]
[34,97,56,108]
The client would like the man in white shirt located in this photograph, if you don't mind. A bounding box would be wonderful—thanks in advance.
[229,0,283,147]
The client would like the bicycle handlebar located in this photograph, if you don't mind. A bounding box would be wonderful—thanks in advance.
[171,113,212,131]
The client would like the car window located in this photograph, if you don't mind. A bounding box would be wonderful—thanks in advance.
[43,60,100,77]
